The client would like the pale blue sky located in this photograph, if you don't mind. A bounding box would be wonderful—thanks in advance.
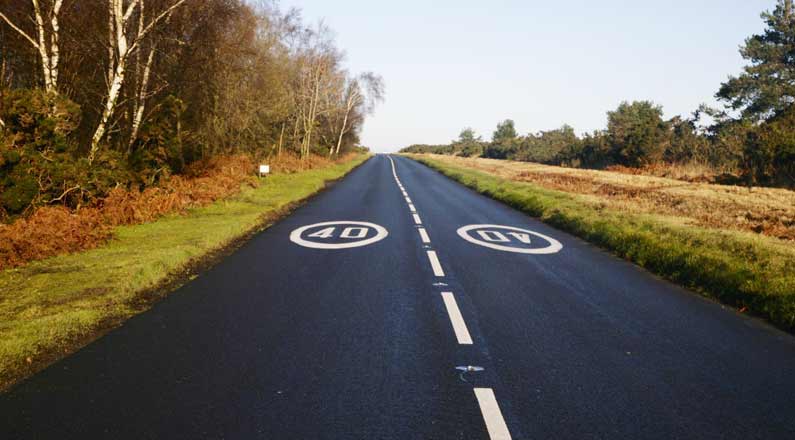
[279,0,772,152]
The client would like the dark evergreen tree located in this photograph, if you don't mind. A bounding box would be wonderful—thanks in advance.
[718,0,795,121]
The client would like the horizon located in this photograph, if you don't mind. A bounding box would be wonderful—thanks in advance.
[279,0,771,152]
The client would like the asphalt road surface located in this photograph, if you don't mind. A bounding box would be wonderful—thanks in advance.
[2,155,795,439]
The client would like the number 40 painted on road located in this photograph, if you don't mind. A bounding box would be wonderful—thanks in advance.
[308,226,369,239]
[290,221,389,250]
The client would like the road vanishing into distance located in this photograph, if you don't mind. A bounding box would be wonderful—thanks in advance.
[2,155,795,439]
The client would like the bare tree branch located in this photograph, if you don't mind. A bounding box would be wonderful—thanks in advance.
[0,11,39,49]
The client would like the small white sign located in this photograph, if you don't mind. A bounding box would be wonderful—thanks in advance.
[259,165,270,176]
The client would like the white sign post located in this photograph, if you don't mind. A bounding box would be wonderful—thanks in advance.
[259,164,270,177]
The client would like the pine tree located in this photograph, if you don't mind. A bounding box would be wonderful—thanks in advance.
[718,0,795,121]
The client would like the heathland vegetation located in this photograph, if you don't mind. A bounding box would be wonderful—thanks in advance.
[402,1,795,189]
[0,0,383,268]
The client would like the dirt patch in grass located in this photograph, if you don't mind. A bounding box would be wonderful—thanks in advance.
[604,162,744,185]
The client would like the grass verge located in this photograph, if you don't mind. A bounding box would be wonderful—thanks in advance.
[408,155,795,332]
[0,154,369,392]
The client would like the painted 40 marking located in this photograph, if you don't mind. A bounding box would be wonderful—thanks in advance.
[290,221,388,250]
[308,226,369,239]
[457,224,563,255]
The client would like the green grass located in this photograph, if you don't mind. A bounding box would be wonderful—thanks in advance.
[0,154,369,391]
[410,155,795,332]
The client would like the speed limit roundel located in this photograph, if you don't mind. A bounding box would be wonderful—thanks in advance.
[290,221,388,249]
[456,224,562,254]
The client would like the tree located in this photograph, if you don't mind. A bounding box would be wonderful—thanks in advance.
[492,119,517,144]
[717,0,795,121]
[607,101,669,166]
[331,72,384,157]
[458,127,478,143]
[450,128,481,157]
[516,125,580,164]
[89,0,190,164]
[742,105,795,186]
[666,116,709,163]
[0,0,64,94]
[288,22,345,160]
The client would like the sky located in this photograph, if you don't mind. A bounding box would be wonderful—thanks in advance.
[278,0,773,153]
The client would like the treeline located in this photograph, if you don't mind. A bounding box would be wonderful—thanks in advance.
[403,1,795,188]
[0,0,383,218]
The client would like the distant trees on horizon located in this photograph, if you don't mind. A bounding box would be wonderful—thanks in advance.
[402,0,795,188]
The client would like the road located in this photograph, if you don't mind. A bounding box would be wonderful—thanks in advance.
[2,155,795,439]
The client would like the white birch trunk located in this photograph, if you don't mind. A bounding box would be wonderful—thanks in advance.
[90,59,127,163]
[333,110,348,157]
[89,0,189,163]
[48,0,63,89]
[129,38,156,148]
[31,0,53,92]
[0,0,63,94]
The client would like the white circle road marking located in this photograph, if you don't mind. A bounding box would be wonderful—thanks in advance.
[290,221,388,250]
[457,224,563,255]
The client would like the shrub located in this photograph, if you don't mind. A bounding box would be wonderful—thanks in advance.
[0,90,131,215]
[607,101,669,167]
[129,96,190,186]
[745,106,795,187]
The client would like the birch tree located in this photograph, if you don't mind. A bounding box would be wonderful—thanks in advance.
[332,72,383,156]
[127,0,166,150]
[88,0,189,164]
[296,51,333,159]
[0,0,64,94]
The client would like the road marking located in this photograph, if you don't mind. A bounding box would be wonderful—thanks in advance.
[290,221,388,250]
[474,388,512,440]
[441,292,473,345]
[426,250,445,277]
[413,213,422,225]
[457,224,563,255]
[408,203,417,213]
[418,227,431,243]
[405,197,412,203]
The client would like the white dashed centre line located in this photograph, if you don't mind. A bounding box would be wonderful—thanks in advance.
[426,250,445,277]
[441,292,473,345]
[474,388,512,440]
[391,155,509,440]
[418,227,431,244]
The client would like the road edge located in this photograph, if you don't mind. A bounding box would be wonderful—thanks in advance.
[0,154,372,393]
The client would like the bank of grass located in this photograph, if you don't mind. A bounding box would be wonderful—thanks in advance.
[408,154,795,332]
[0,154,369,392]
